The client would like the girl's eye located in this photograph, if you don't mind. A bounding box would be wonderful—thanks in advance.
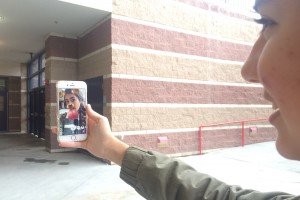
[70,97,76,103]
[254,18,276,33]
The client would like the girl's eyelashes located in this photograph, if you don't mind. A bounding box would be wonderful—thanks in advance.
[64,97,77,104]
[254,17,277,33]
[70,97,78,103]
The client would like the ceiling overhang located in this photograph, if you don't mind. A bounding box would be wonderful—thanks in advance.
[0,0,111,64]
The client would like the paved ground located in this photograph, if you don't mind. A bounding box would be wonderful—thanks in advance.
[1,133,300,200]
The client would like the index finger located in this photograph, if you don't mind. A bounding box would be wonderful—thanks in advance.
[51,127,58,135]
[59,141,84,149]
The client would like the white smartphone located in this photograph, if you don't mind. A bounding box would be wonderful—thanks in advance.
[56,81,88,142]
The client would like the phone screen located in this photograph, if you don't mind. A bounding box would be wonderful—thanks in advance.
[57,88,87,136]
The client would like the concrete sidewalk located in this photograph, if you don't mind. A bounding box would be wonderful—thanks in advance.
[0,133,299,200]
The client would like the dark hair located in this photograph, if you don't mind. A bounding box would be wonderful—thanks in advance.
[64,89,84,102]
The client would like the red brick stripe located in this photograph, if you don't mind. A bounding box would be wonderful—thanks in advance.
[45,36,78,59]
[106,78,268,105]
[79,19,112,58]
[112,19,252,62]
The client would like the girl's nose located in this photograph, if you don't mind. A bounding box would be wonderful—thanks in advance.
[241,35,265,83]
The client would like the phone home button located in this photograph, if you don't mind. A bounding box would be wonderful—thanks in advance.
[71,135,76,141]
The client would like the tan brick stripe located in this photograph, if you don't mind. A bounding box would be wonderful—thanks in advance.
[109,106,272,132]
[112,124,273,136]
[111,47,245,82]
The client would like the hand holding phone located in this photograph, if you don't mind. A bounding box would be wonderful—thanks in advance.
[52,103,129,166]
[56,81,87,142]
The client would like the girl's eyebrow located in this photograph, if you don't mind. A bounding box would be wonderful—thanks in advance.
[253,0,269,11]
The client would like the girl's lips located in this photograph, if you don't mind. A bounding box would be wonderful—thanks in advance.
[269,109,280,125]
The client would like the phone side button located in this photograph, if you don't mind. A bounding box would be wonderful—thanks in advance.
[71,135,76,141]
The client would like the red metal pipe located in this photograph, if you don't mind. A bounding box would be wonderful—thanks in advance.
[242,121,245,147]
[199,126,202,154]
[200,118,268,128]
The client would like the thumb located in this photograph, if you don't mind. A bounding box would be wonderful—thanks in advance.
[86,104,102,122]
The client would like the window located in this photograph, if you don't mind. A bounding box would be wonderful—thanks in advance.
[30,59,39,76]
[39,71,45,86]
[30,75,39,89]
[41,53,46,69]
[28,52,45,90]
[0,78,6,91]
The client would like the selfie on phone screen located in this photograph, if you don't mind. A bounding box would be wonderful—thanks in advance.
[56,81,87,141]
[58,88,86,135]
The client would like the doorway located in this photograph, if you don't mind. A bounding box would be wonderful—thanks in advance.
[85,76,103,115]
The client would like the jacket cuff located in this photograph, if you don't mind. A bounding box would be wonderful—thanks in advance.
[119,146,148,188]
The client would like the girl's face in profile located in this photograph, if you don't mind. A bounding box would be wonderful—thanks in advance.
[242,0,300,160]
[64,93,80,111]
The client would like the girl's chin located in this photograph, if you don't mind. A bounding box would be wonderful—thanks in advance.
[275,139,291,159]
[274,117,300,160]
[275,136,300,160]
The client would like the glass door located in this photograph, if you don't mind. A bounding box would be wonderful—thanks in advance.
[38,88,45,138]
[28,52,46,138]
[29,91,35,134]
[29,88,45,138]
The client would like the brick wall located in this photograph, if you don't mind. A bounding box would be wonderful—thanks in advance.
[44,35,78,150]
[43,0,276,155]
[108,0,276,156]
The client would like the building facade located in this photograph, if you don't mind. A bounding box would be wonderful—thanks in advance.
[0,0,276,157]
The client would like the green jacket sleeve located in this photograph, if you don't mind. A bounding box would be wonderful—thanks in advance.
[120,146,298,200]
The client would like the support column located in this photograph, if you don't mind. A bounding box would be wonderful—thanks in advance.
[44,35,78,152]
